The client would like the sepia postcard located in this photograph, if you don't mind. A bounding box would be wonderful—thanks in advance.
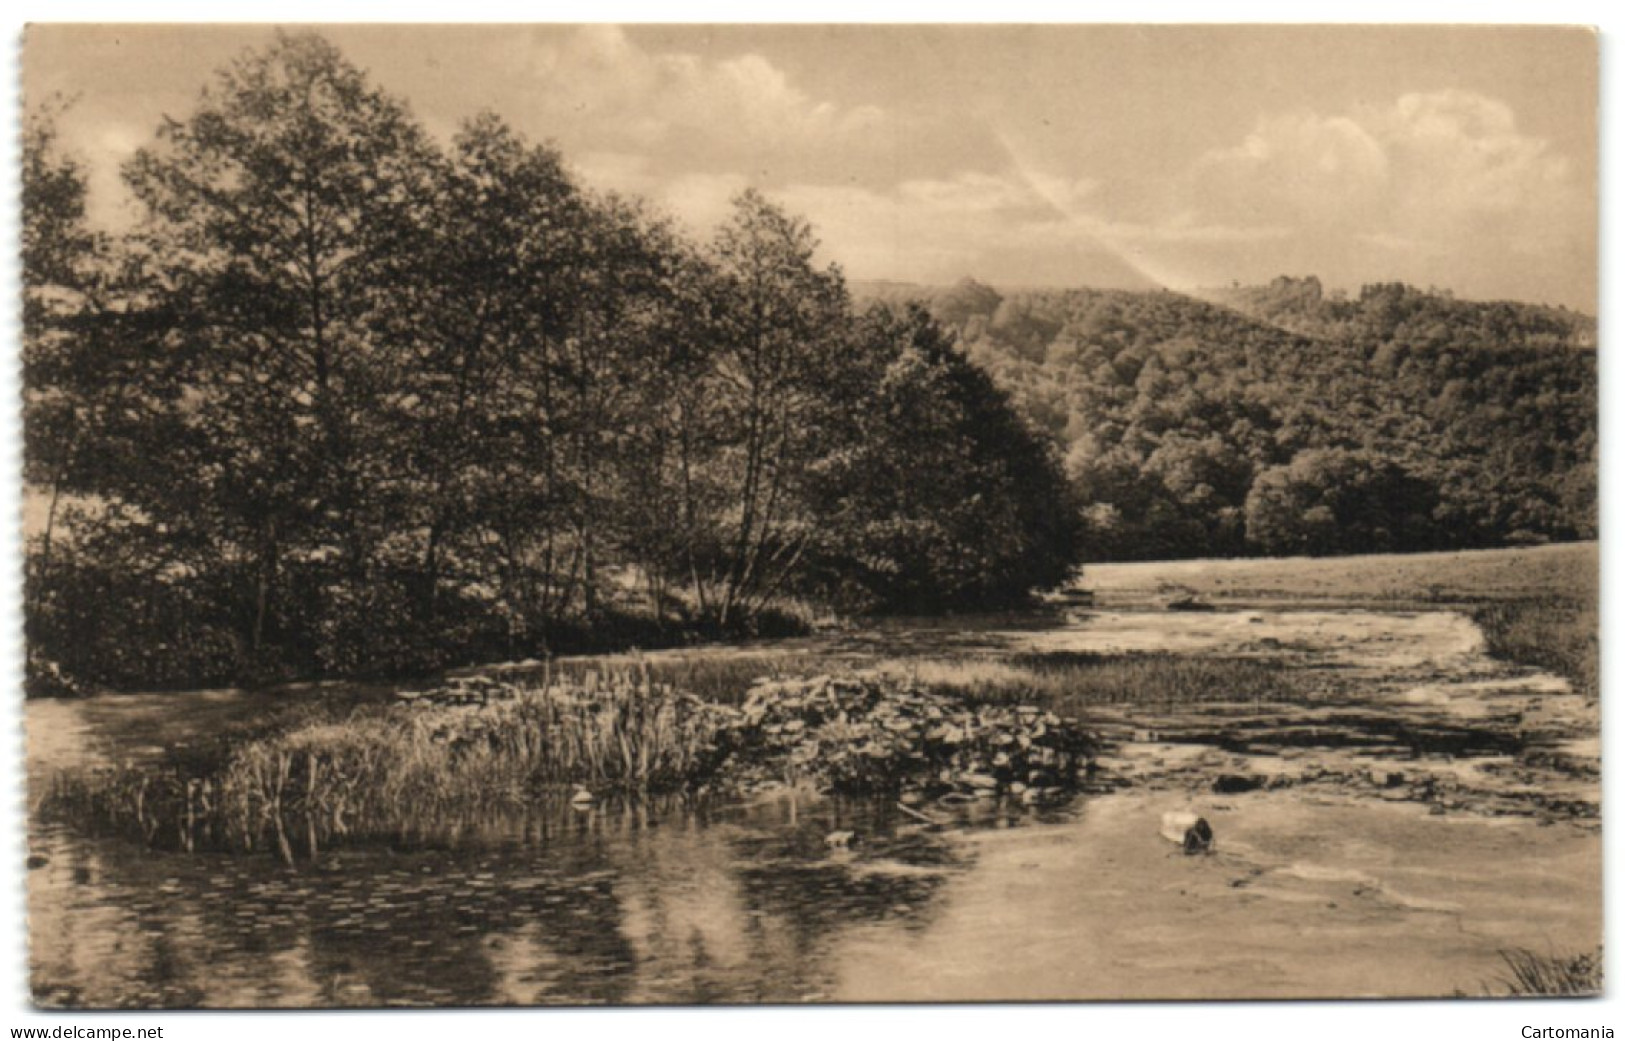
[18,23,1600,1008]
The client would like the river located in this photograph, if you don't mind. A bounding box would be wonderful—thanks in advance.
[24,607,1601,1006]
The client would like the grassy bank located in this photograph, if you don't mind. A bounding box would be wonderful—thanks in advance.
[1473,595,1598,700]
[1083,542,1597,607]
[1086,542,1598,697]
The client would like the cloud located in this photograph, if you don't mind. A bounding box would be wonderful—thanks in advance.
[1183,89,1586,262]
[638,162,1294,293]
[512,26,886,180]
[49,119,146,230]
[1191,112,1389,228]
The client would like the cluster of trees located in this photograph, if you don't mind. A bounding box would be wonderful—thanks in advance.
[861,274,1596,561]
[24,33,1079,692]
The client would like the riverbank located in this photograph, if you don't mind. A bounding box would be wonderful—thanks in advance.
[1084,542,1598,697]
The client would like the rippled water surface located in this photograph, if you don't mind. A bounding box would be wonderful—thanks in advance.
[30,794,995,1007]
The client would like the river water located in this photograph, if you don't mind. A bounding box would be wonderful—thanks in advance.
[24,609,1602,1006]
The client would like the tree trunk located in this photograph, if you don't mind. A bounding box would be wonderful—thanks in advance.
[251,518,279,659]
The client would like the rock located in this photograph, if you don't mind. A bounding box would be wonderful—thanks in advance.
[1368,768,1406,789]
[570,786,595,807]
[1160,811,1215,855]
[1164,595,1216,612]
[1212,774,1264,794]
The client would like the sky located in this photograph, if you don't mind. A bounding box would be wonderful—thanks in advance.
[23,23,1600,311]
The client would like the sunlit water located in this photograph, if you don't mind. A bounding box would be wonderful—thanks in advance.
[25,609,1601,1006]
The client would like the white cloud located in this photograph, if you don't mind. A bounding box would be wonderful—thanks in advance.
[1184,89,1583,256]
[514,26,886,170]
[570,150,656,198]
[1191,112,1390,227]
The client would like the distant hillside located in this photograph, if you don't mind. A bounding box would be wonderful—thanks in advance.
[1202,275,1597,350]
[856,276,1597,561]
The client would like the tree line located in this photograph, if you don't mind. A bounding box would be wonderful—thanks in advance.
[23,33,1080,693]
[860,274,1596,561]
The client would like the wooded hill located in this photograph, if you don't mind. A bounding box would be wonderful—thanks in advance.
[858,275,1597,561]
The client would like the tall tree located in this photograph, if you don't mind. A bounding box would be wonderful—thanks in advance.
[684,191,853,627]
[121,31,442,672]
[386,112,584,650]
[22,98,104,580]
[805,305,1080,611]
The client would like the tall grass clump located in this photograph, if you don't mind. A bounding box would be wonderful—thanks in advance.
[42,671,734,863]
[1495,946,1602,996]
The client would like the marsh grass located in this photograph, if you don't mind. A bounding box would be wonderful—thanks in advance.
[1495,946,1602,996]
[537,653,842,707]
[1474,596,1598,700]
[884,652,1311,715]
[43,670,733,863]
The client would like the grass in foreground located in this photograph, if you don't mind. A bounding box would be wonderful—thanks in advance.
[1496,947,1603,996]
[512,652,844,707]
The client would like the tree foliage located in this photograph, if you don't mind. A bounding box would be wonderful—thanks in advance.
[24,33,1078,692]
[863,276,1595,561]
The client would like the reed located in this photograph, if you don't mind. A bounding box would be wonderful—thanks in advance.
[42,670,733,862]
[534,653,838,707]
[886,652,1309,713]
[1495,946,1602,996]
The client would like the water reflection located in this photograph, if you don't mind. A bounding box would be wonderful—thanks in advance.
[29,793,974,1008]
